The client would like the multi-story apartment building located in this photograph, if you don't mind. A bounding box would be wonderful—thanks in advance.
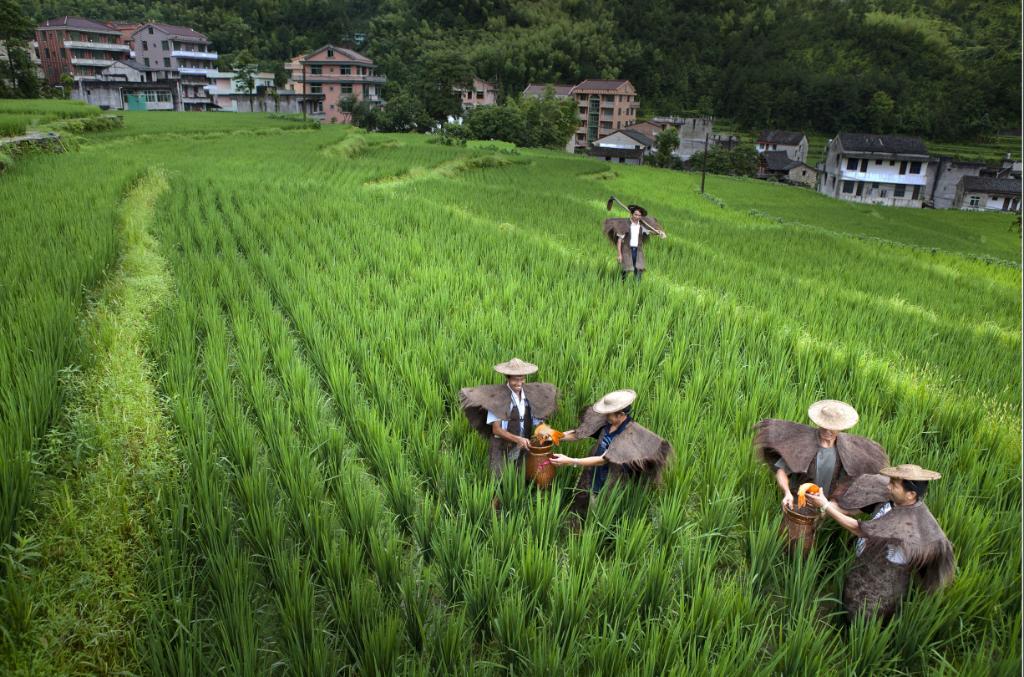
[285,45,384,123]
[817,133,932,208]
[35,16,130,85]
[129,23,217,110]
[569,80,638,152]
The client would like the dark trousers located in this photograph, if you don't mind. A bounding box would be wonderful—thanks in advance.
[621,246,643,281]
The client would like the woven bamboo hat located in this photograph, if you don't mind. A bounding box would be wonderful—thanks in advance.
[593,389,637,414]
[494,358,538,377]
[808,399,859,431]
[881,464,942,481]
[627,204,648,216]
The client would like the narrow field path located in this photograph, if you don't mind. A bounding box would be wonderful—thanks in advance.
[2,169,180,675]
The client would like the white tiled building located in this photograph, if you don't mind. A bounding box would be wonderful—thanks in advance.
[818,133,931,208]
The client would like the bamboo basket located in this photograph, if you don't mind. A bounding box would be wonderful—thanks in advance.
[782,505,821,557]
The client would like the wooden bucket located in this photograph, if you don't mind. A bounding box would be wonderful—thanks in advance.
[782,505,821,557]
[525,442,556,489]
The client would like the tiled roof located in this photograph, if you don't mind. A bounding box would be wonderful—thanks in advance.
[618,128,654,147]
[38,16,121,34]
[302,44,373,64]
[134,23,210,43]
[762,150,801,171]
[758,130,805,146]
[837,132,928,156]
[523,83,574,97]
[575,79,632,91]
[961,176,1021,195]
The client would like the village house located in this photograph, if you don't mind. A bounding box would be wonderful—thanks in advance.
[285,45,385,124]
[590,128,655,165]
[73,59,180,110]
[818,133,932,208]
[650,116,738,161]
[457,77,498,110]
[756,130,808,163]
[757,150,818,187]
[35,17,130,85]
[568,80,639,152]
[127,23,217,110]
[927,154,1022,209]
[954,176,1021,212]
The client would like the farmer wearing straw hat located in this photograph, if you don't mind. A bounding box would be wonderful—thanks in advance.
[805,465,954,620]
[459,358,559,478]
[552,389,672,512]
[602,204,667,281]
[753,400,888,553]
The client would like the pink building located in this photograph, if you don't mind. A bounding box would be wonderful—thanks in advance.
[458,77,498,110]
[285,44,384,124]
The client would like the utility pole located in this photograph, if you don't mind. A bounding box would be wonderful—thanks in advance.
[700,132,709,194]
[302,58,307,121]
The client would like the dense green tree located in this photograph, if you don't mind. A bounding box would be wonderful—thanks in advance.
[21,0,1021,139]
[652,127,678,168]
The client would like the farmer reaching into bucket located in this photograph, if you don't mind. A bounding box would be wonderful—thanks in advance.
[804,465,954,621]
[603,197,667,282]
[552,389,672,515]
[753,400,889,555]
[459,358,558,479]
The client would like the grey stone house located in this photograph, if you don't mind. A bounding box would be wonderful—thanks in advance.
[954,176,1021,212]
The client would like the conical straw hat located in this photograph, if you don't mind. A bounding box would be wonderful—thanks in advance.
[494,358,538,376]
[881,464,942,481]
[593,389,637,414]
[808,399,859,431]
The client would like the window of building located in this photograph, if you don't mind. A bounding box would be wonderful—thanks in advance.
[148,26,153,34]
[341,84,352,94]
[909,161,922,174]
[860,159,869,172]
[340,66,351,75]
[875,159,882,165]
[880,189,888,198]
[894,185,906,198]
[310,84,322,94]
[327,49,334,57]
[968,195,980,208]
[162,41,169,50]
[871,182,879,189]
[842,181,854,194]
[144,57,150,66]
[912,186,921,199]
[476,91,484,99]
[847,158,858,171]
[311,65,322,75]
[142,41,148,50]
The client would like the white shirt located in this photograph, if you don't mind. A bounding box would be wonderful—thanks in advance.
[624,221,651,247]
[855,502,908,565]
[485,386,541,430]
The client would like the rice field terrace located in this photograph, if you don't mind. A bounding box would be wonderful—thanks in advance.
[1,111,1020,675]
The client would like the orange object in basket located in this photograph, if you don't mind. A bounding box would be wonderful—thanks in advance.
[796,482,821,508]
[532,424,564,446]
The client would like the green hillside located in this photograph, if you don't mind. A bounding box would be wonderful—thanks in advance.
[1,113,1020,674]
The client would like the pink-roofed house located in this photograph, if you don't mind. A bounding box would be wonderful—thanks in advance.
[569,79,638,152]
[285,45,385,123]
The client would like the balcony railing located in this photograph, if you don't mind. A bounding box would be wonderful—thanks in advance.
[178,67,218,77]
[70,58,115,68]
[839,169,927,186]
[172,50,218,60]
[64,41,129,52]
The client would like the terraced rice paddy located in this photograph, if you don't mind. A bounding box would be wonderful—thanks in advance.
[0,112,1020,674]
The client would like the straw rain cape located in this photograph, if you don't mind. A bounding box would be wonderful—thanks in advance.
[601,217,664,244]
[857,501,955,592]
[837,473,893,513]
[458,383,558,438]
[753,419,888,478]
[575,407,673,483]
